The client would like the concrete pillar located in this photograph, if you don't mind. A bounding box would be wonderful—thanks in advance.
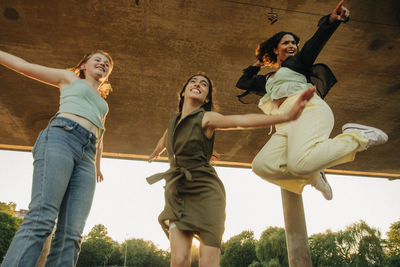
[281,189,312,267]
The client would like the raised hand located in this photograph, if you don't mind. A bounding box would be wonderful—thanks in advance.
[287,86,316,120]
[299,86,316,102]
[148,151,159,163]
[148,130,167,163]
[253,60,265,68]
[329,0,350,23]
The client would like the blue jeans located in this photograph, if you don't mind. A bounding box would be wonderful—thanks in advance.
[1,117,97,267]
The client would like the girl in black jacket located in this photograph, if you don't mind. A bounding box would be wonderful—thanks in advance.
[236,0,387,200]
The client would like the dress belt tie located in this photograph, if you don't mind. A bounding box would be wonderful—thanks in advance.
[146,166,192,185]
[146,161,209,185]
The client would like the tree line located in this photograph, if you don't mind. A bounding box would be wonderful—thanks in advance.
[1,201,399,266]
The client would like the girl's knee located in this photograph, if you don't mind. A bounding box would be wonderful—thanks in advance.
[251,158,262,176]
[22,211,56,233]
[199,256,219,267]
[252,156,278,178]
[252,155,265,175]
[171,252,191,267]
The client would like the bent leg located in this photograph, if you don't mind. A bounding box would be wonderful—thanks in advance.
[252,133,289,179]
[252,94,367,194]
[252,133,311,194]
[286,95,366,177]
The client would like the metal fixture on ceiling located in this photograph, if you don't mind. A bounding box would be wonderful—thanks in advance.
[267,8,278,25]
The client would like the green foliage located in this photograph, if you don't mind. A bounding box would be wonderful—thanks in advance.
[76,238,113,267]
[107,241,123,266]
[76,224,114,267]
[265,258,280,267]
[0,202,17,216]
[387,254,400,267]
[0,211,22,261]
[77,224,170,267]
[248,260,264,267]
[386,220,400,257]
[220,230,257,267]
[122,238,170,267]
[256,226,288,267]
[2,210,393,267]
[86,223,112,242]
[310,220,386,267]
[386,220,400,266]
[309,230,344,267]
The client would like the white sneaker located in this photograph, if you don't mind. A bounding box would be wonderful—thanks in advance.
[342,123,388,149]
[312,171,333,200]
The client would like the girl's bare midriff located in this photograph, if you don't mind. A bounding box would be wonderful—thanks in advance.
[57,112,99,138]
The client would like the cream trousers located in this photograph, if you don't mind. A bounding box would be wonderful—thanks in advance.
[252,93,368,194]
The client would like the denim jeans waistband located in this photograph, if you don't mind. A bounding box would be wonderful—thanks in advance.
[50,116,98,144]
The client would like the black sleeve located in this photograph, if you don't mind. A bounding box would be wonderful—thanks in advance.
[236,65,267,94]
[283,15,341,72]
[235,65,270,103]
[309,63,337,99]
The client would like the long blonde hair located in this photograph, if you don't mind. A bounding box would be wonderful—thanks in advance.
[69,50,114,99]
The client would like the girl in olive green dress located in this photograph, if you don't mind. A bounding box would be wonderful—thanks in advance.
[147,74,314,267]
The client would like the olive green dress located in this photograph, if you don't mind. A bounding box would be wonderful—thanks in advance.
[147,108,226,248]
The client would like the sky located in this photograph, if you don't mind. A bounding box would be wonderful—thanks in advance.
[0,149,399,250]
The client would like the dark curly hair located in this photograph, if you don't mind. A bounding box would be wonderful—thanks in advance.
[255,32,300,66]
[178,73,215,112]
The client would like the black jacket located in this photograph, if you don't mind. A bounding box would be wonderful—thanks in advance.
[236,15,341,103]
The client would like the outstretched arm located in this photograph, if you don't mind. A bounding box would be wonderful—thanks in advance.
[286,0,350,70]
[204,87,315,132]
[148,129,167,163]
[0,50,74,87]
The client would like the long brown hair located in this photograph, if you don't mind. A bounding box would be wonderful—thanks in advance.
[69,50,114,99]
[178,73,220,162]
[178,73,216,112]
